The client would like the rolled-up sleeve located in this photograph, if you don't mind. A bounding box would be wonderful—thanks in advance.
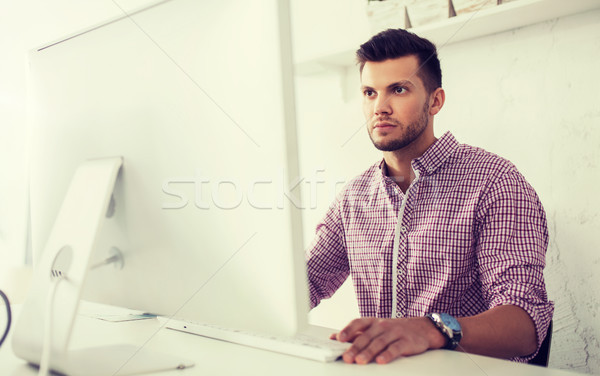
[476,170,554,361]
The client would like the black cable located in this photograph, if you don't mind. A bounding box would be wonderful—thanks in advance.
[0,289,11,348]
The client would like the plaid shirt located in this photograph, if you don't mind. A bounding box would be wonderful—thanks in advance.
[306,132,554,359]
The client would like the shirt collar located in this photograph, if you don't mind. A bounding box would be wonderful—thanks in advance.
[377,131,460,177]
[411,131,459,175]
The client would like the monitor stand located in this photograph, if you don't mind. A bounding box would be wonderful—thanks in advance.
[12,157,194,375]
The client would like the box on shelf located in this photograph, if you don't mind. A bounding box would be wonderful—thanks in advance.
[366,0,411,34]
[406,0,451,28]
[452,0,498,16]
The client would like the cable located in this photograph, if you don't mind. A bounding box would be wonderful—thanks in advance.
[38,276,64,376]
[0,289,11,348]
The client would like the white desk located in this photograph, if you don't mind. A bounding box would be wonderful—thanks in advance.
[0,304,582,376]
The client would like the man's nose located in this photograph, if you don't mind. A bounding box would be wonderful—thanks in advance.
[374,95,392,116]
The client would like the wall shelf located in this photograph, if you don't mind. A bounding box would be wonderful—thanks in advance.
[295,0,600,75]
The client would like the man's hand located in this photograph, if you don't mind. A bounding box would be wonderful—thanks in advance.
[331,317,446,364]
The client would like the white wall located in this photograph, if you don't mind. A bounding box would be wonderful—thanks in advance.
[292,2,600,374]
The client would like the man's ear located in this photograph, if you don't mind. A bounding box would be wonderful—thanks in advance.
[429,88,445,116]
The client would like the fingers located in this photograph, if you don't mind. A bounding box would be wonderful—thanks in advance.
[338,317,433,365]
[344,329,398,364]
[374,338,412,364]
[336,317,377,342]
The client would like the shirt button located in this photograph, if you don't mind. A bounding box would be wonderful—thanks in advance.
[400,226,408,233]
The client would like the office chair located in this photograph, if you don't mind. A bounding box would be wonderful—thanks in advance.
[528,321,553,367]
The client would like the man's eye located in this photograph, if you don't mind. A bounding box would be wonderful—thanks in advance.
[363,90,376,97]
[394,86,406,94]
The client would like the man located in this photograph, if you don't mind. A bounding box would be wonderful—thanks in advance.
[306,29,554,365]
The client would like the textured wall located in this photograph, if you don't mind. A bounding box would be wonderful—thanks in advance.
[437,10,600,373]
[293,5,600,374]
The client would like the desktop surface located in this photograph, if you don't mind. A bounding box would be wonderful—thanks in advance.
[0,303,584,376]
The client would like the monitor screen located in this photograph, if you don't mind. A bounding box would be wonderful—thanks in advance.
[25,0,307,339]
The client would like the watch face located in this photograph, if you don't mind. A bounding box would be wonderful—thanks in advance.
[439,313,461,332]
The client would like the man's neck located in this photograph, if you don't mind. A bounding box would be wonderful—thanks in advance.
[383,130,437,193]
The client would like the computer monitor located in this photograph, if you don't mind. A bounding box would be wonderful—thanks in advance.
[13,0,308,373]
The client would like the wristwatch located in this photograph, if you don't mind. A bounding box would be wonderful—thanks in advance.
[426,313,462,350]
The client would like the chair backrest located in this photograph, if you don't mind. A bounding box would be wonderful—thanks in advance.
[528,321,553,367]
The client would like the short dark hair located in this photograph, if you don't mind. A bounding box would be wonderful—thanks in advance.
[356,29,442,94]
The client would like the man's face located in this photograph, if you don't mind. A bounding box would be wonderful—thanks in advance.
[361,55,432,152]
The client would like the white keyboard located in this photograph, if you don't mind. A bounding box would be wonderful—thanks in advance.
[162,319,350,362]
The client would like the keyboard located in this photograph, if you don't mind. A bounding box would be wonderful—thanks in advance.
[162,319,351,362]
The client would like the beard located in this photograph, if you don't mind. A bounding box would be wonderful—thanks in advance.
[368,102,429,152]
